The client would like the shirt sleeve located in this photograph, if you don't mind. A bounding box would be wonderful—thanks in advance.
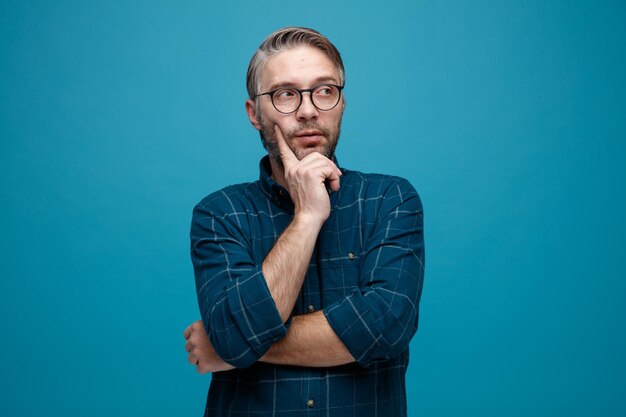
[323,178,425,367]
[190,198,287,368]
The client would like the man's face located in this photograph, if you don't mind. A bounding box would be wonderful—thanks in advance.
[246,46,345,164]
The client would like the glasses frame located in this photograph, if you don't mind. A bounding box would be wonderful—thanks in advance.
[254,84,345,114]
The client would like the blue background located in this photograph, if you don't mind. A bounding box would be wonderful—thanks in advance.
[1,1,625,416]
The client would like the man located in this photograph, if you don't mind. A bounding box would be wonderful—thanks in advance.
[184,27,425,416]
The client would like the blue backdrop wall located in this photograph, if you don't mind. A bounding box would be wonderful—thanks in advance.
[1,1,625,416]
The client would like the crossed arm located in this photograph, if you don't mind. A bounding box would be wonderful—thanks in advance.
[185,310,354,373]
[185,216,354,372]
[185,212,355,371]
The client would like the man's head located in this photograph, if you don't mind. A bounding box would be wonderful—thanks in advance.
[245,27,346,165]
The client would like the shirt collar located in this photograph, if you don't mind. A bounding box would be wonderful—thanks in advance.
[258,156,289,203]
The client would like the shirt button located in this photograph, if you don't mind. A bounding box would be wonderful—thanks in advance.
[278,189,284,196]
[306,304,315,313]
[347,251,356,260]
[307,399,315,408]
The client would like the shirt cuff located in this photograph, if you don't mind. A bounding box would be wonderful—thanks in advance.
[323,291,380,367]
[217,268,287,367]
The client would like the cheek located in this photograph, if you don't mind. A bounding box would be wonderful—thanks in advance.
[327,111,344,128]
[256,102,278,124]
[330,104,345,119]
[260,108,287,126]
[274,118,299,135]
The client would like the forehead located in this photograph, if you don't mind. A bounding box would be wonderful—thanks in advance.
[260,45,340,91]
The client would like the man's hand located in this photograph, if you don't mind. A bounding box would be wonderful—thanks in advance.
[274,125,341,225]
[184,320,235,374]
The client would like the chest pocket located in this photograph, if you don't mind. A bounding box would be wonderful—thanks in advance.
[318,250,361,304]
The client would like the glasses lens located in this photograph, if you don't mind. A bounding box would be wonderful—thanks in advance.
[312,85,341,110]
[272,88,300,113]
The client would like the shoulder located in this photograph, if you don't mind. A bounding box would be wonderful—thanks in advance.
[190,181,266,242]
[193,181,263,218]
[340,168,421,202]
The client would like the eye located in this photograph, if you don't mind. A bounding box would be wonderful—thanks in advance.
[274,88,297,100]
[314,86,333,96]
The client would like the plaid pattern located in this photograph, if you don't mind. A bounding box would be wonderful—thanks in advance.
[191,156,425,417]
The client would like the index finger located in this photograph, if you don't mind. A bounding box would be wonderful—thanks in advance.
[274,124,298,168]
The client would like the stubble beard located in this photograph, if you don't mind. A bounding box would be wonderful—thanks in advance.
[257,112,342,168]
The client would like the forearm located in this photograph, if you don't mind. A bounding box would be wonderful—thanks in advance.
[263,215,322,322]
[259,311,355,367]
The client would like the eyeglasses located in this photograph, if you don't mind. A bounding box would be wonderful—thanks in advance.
[254,84,344,114]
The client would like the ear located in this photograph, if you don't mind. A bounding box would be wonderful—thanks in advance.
[245,99,262,130]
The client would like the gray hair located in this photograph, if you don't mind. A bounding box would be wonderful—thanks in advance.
[246,27,345,99]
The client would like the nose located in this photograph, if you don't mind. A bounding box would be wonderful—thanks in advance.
[296,91,319,121]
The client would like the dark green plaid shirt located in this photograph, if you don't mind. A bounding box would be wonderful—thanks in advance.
[191,156,425,417]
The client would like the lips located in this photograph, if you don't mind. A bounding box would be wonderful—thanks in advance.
[294,129,323,143]
[295,130,323,138]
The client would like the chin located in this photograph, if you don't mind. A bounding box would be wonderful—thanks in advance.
[294,146,331,160]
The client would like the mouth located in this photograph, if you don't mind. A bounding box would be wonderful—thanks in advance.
[294,130,324,145]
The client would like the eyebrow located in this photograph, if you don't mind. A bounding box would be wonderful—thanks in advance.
[267,75,339,92]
